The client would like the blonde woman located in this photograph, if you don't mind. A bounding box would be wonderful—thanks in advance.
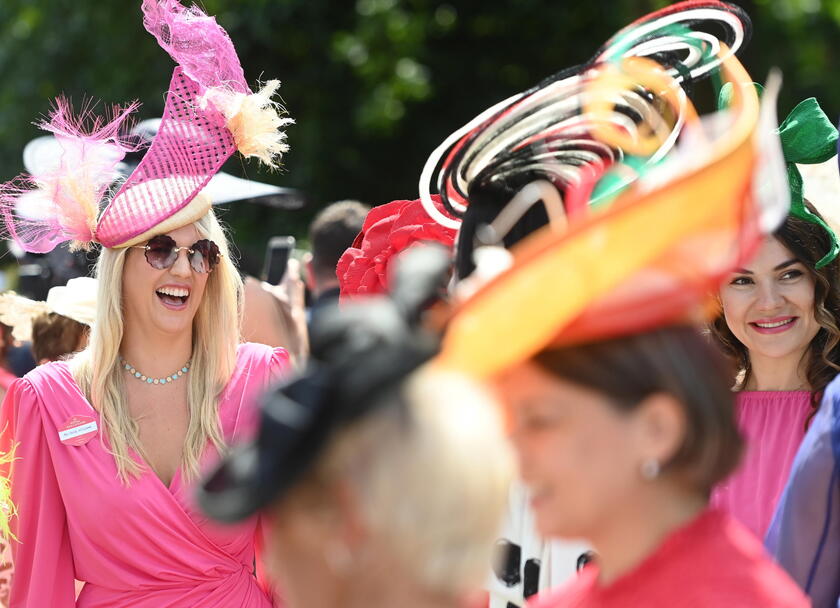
[1,209,288,607]
[0,2,293,605]
[263,369,510,608]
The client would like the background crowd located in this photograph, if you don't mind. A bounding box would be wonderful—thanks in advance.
[0,0,838,271]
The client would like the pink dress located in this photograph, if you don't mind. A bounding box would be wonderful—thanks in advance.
[711,391,812,539]
[0,343,288,608]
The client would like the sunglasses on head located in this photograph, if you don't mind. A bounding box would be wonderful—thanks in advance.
[134,235,222,273]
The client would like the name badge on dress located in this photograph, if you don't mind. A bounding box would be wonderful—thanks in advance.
[59,415,98,446]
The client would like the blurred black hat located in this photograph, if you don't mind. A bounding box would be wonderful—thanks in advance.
[198,245,450,523]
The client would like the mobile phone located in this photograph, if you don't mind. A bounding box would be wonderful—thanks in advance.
[262,236,296,285]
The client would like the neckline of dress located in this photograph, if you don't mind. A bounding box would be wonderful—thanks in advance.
[586,509,722,595]
[51,361,184,492]
[736,389,811,396]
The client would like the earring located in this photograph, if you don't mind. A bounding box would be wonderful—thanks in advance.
[640,459,660,480]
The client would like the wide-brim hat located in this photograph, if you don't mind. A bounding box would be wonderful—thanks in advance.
[435,51,788,379]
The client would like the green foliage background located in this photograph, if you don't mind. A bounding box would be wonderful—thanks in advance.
[0,0,837,272]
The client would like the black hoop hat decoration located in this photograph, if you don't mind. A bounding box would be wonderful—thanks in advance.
[418,1,751,259]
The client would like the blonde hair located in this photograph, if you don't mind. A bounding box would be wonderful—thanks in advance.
[313,367,513,596]
[71,210,243,482]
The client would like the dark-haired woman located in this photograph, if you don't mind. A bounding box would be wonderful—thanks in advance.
[710,200,840,539]
[492,327,806,607]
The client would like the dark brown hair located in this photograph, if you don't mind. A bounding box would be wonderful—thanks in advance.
[0,322,12,363]
[309,200,370,281]
[455,177,549,281]
[30,312,89,363]
[534,326,742,495]
[709,200,840,417]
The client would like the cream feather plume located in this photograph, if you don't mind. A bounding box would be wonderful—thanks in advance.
[204,81,294,170]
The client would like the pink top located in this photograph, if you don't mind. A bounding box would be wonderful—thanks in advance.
[1,343,289,608]
[711,391,812,539]
[528,509,809,608]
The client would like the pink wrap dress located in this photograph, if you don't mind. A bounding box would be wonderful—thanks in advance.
[1,342,288,607]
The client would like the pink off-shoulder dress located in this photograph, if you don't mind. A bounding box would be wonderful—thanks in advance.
[0,342,288,608]
[711,390,812,539]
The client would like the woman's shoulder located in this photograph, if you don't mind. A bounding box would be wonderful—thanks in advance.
[20,360,81,394]
[528,511,809,607]
[235,342,291,380]
[3,362,85,426]
[218,343,291,438]
[236,341,286,360]
[656,511,809,606]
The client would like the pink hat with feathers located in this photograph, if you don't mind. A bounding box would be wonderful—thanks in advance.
[0,0,292,252]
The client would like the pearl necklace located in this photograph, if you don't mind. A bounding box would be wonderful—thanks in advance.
[119,356,191,385]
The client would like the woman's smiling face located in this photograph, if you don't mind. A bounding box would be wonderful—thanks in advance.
[121,223,210,338]
[719,236,819,365]
[494,361,647,540]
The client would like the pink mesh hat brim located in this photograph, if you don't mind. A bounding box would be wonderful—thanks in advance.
[95,68,233,248]
[97,0,258,248]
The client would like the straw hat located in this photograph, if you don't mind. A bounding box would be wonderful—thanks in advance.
[0,277,98,342]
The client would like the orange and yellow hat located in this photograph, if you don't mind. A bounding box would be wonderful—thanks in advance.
[435,50,787,379]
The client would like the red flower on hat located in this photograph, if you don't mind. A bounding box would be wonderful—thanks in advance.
[337,195,457,298]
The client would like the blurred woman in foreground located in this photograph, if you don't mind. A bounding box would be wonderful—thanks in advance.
[496,328,807,607]
[263,369,511,608]
[199,246,512,608]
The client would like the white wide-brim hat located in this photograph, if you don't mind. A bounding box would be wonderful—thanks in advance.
[0,276,98,342]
